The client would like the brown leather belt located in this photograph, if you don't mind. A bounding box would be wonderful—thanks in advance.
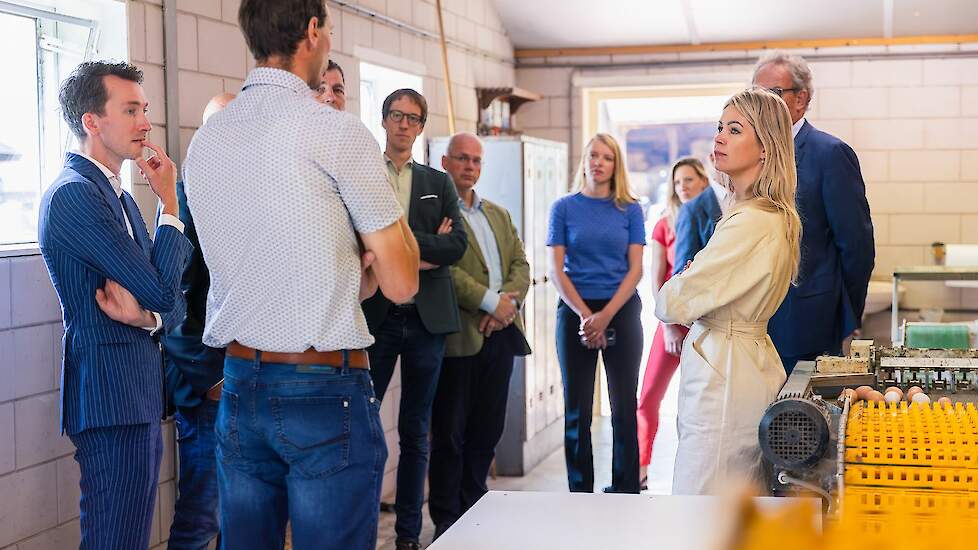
[227,341,369,369]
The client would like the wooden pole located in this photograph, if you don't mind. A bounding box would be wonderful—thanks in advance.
[434,0,456,135]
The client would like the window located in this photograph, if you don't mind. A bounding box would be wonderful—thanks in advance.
[0,1,126,247]
[359,62,424,162]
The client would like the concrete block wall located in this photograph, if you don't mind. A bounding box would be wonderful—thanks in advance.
[1,2,515,547]
[514,48,978,312]
[0,254,178,550]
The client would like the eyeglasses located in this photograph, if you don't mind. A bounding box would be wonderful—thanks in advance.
[766,86,800,97]
[447,154,482,166]
[387,110,424,127]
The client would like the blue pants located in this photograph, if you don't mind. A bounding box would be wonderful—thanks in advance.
[71,422,162,550]
[169,400,220,550]
[368,306,446,544]
[556,295,643,494]
[216,355,387,550]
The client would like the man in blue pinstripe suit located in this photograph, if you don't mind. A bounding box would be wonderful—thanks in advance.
[38,61,192,550]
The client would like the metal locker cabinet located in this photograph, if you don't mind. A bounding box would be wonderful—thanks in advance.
[427,135,568,476]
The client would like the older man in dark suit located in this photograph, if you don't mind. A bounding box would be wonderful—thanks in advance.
[753,51,875,374]
[362,89,467,550]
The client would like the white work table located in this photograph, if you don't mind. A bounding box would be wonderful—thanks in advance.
[429,491,821,549]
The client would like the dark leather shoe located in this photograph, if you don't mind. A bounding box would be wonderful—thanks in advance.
[395,540,421,550]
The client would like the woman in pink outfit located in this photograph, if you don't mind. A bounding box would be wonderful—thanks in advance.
[636,158,710,488]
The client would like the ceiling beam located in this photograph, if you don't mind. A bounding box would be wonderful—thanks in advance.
[514,33,978,59]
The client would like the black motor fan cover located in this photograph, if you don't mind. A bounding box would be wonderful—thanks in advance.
[758,397,830,470]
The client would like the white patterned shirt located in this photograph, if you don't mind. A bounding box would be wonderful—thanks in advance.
[183,68,403,352]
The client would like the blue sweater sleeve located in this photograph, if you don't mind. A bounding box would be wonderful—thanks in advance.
[547,198,566,246]
[627,203,646,245]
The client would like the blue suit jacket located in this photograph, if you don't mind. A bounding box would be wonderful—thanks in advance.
[161,180,225,411]
[38,153,192,435]
[673,188,723,275]
[768,121,875,357]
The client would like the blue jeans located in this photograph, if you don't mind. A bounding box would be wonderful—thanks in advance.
[216,354,387,550]
[169,400,220,550]
[368,306,446,543]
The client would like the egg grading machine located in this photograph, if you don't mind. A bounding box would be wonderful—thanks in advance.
[758,341,978,527]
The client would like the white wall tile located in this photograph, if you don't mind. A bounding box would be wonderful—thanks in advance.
[389,0,413,25]
[852,119,924,150]
[0,403,14,475]
[810,61,851,88]
[197,19,248,79]
[0,331,12,403]
[176,0,220,19]
[922,58,978,86]
[342,11,372,54]
[222,0,240,23]
[924,183,978,213]
[52,324,64,391]
[963,87,978,117]
[889,87,960,118]
[889,214,960,245]
[856,150,888,182]
[515,98,549,129]
[56,457,80,524]
[9,257,60,328]
[11,324,54,399]
[137,63,166,127]
[818,88,888,119]
[962,214,978,242]
[866,183,924,213]
[145,4,164,65]
[889,150,960,182]
[14,394,73,469]
[809,119,853,144]
[17,520,79,550]
[178,71,224,128]
[851,59,922,87]
[873,245,924,279]
[963,151,978,180]
[128,2,146,63]
[0,260,9,330]
[177,13,198,71]
[0,463,58,547]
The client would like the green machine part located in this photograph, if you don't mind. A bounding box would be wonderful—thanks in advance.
[904,322,971,350]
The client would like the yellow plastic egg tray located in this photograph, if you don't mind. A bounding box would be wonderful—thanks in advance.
[845,464,978,491]
[844,486,978,517]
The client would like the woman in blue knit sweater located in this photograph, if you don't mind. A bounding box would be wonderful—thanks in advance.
[547,133,645,494]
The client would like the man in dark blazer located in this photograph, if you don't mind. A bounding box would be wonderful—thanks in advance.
[362,89,467,550]
[161,93,235,550]
[753,52,875,374]
[38,61,192,549]
[673,178,725,275]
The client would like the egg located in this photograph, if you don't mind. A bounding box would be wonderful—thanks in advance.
[867,390,885,403]
[884,390,901,404]
[855,385,875,400]
[840,388,858,402]
[906,386,923,400]
[885,386,904,400]
[937,396,952,408]
[911,392,931,404]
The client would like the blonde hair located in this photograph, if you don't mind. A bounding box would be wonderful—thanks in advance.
[665,157,709,230]
[723,88,802,282]
[573,133,637,210]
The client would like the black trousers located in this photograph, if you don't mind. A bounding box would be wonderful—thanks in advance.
[556,294,643,493]
[428,328,517,531]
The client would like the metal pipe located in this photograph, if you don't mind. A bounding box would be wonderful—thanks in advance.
[434,0,456,135]
[0,0,95,28]
[517,49,978,70]
[162,0,180,169]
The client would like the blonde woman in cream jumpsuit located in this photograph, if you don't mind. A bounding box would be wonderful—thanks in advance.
[656,88,802,496]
